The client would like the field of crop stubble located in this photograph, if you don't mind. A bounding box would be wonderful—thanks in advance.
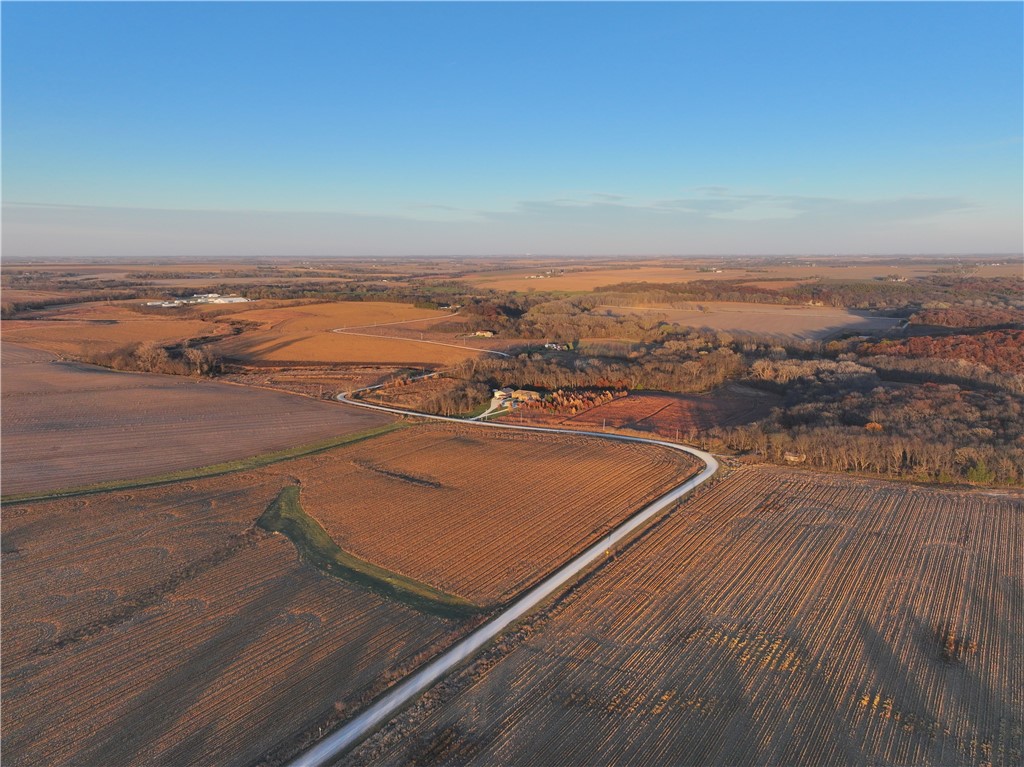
[346,466,1023,767]
[1,473,463,767]
[295,423,699,604]
[1,421,697,766]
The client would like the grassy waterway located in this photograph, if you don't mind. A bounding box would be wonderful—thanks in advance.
[2,423,404,504]
[258,486,480,620]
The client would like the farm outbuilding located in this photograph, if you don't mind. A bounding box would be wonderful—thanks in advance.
[512,389,542,402]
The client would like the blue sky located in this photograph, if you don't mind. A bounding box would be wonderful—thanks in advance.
[3,2,1022,257]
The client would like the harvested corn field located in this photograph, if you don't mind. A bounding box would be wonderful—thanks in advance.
[347,467,1024,767]
[0,473,466,767]
[1,418,702,767]
[0,343,390,495]
[288,423,700,604]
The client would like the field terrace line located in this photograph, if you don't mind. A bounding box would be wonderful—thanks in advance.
[282,384,718,767]
[330,314,512,357]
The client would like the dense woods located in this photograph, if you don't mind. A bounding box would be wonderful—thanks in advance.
[859,330,1024,375]
[715,369,1024,486]
[910,306,1024,328]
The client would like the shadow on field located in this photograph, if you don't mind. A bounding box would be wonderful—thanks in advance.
[73,592,278,767]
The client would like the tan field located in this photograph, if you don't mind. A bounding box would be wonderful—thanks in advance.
[212,302,490,365]
[463,265,734,291]
[346,466,1024,767]
[598,302,902,339]
[460,261,1022,292]
[1,302,220,357]
[216,329,485,366]
[288,423,699,604]
[0,343,390,495]
[1,475,461,767]
[215,301,447,331]
[1,288,78,304]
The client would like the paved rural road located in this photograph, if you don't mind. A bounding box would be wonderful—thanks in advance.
[285,386,719,767]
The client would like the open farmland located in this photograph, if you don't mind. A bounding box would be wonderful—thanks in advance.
[215,301,444,331]
[500,385,779,438]
[1,475,462,767]
[285,423,700,604]
[0,302,221,357]
[0,343,390,495]
[211,301,490,366]
[1,288,84,305]
[2,412,702,766]
[460,260,1023,293]
[597,302,902,340]
[348,466,1024,767]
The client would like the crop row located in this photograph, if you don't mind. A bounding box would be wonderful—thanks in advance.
[346,467,1024,767]
[293,424,699,604]
[2,534,462,767]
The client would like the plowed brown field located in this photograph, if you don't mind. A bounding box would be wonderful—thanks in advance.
[0,344,390,495]
[347,467,1024,767]
[1,475,461,767]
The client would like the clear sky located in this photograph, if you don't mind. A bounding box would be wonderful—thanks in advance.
[2,1,1022,257]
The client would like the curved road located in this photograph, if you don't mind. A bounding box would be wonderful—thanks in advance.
[286,386,719,767]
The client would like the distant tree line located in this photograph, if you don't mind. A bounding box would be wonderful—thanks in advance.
[77,341,222,377]
[594,275,1023,312]
[909,306,1023,328]
[1,290,143,319]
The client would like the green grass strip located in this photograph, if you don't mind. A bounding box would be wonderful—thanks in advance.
[258,486,480,620]
[3,423,404,505]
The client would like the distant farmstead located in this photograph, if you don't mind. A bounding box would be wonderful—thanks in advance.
[145,293,251,308]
